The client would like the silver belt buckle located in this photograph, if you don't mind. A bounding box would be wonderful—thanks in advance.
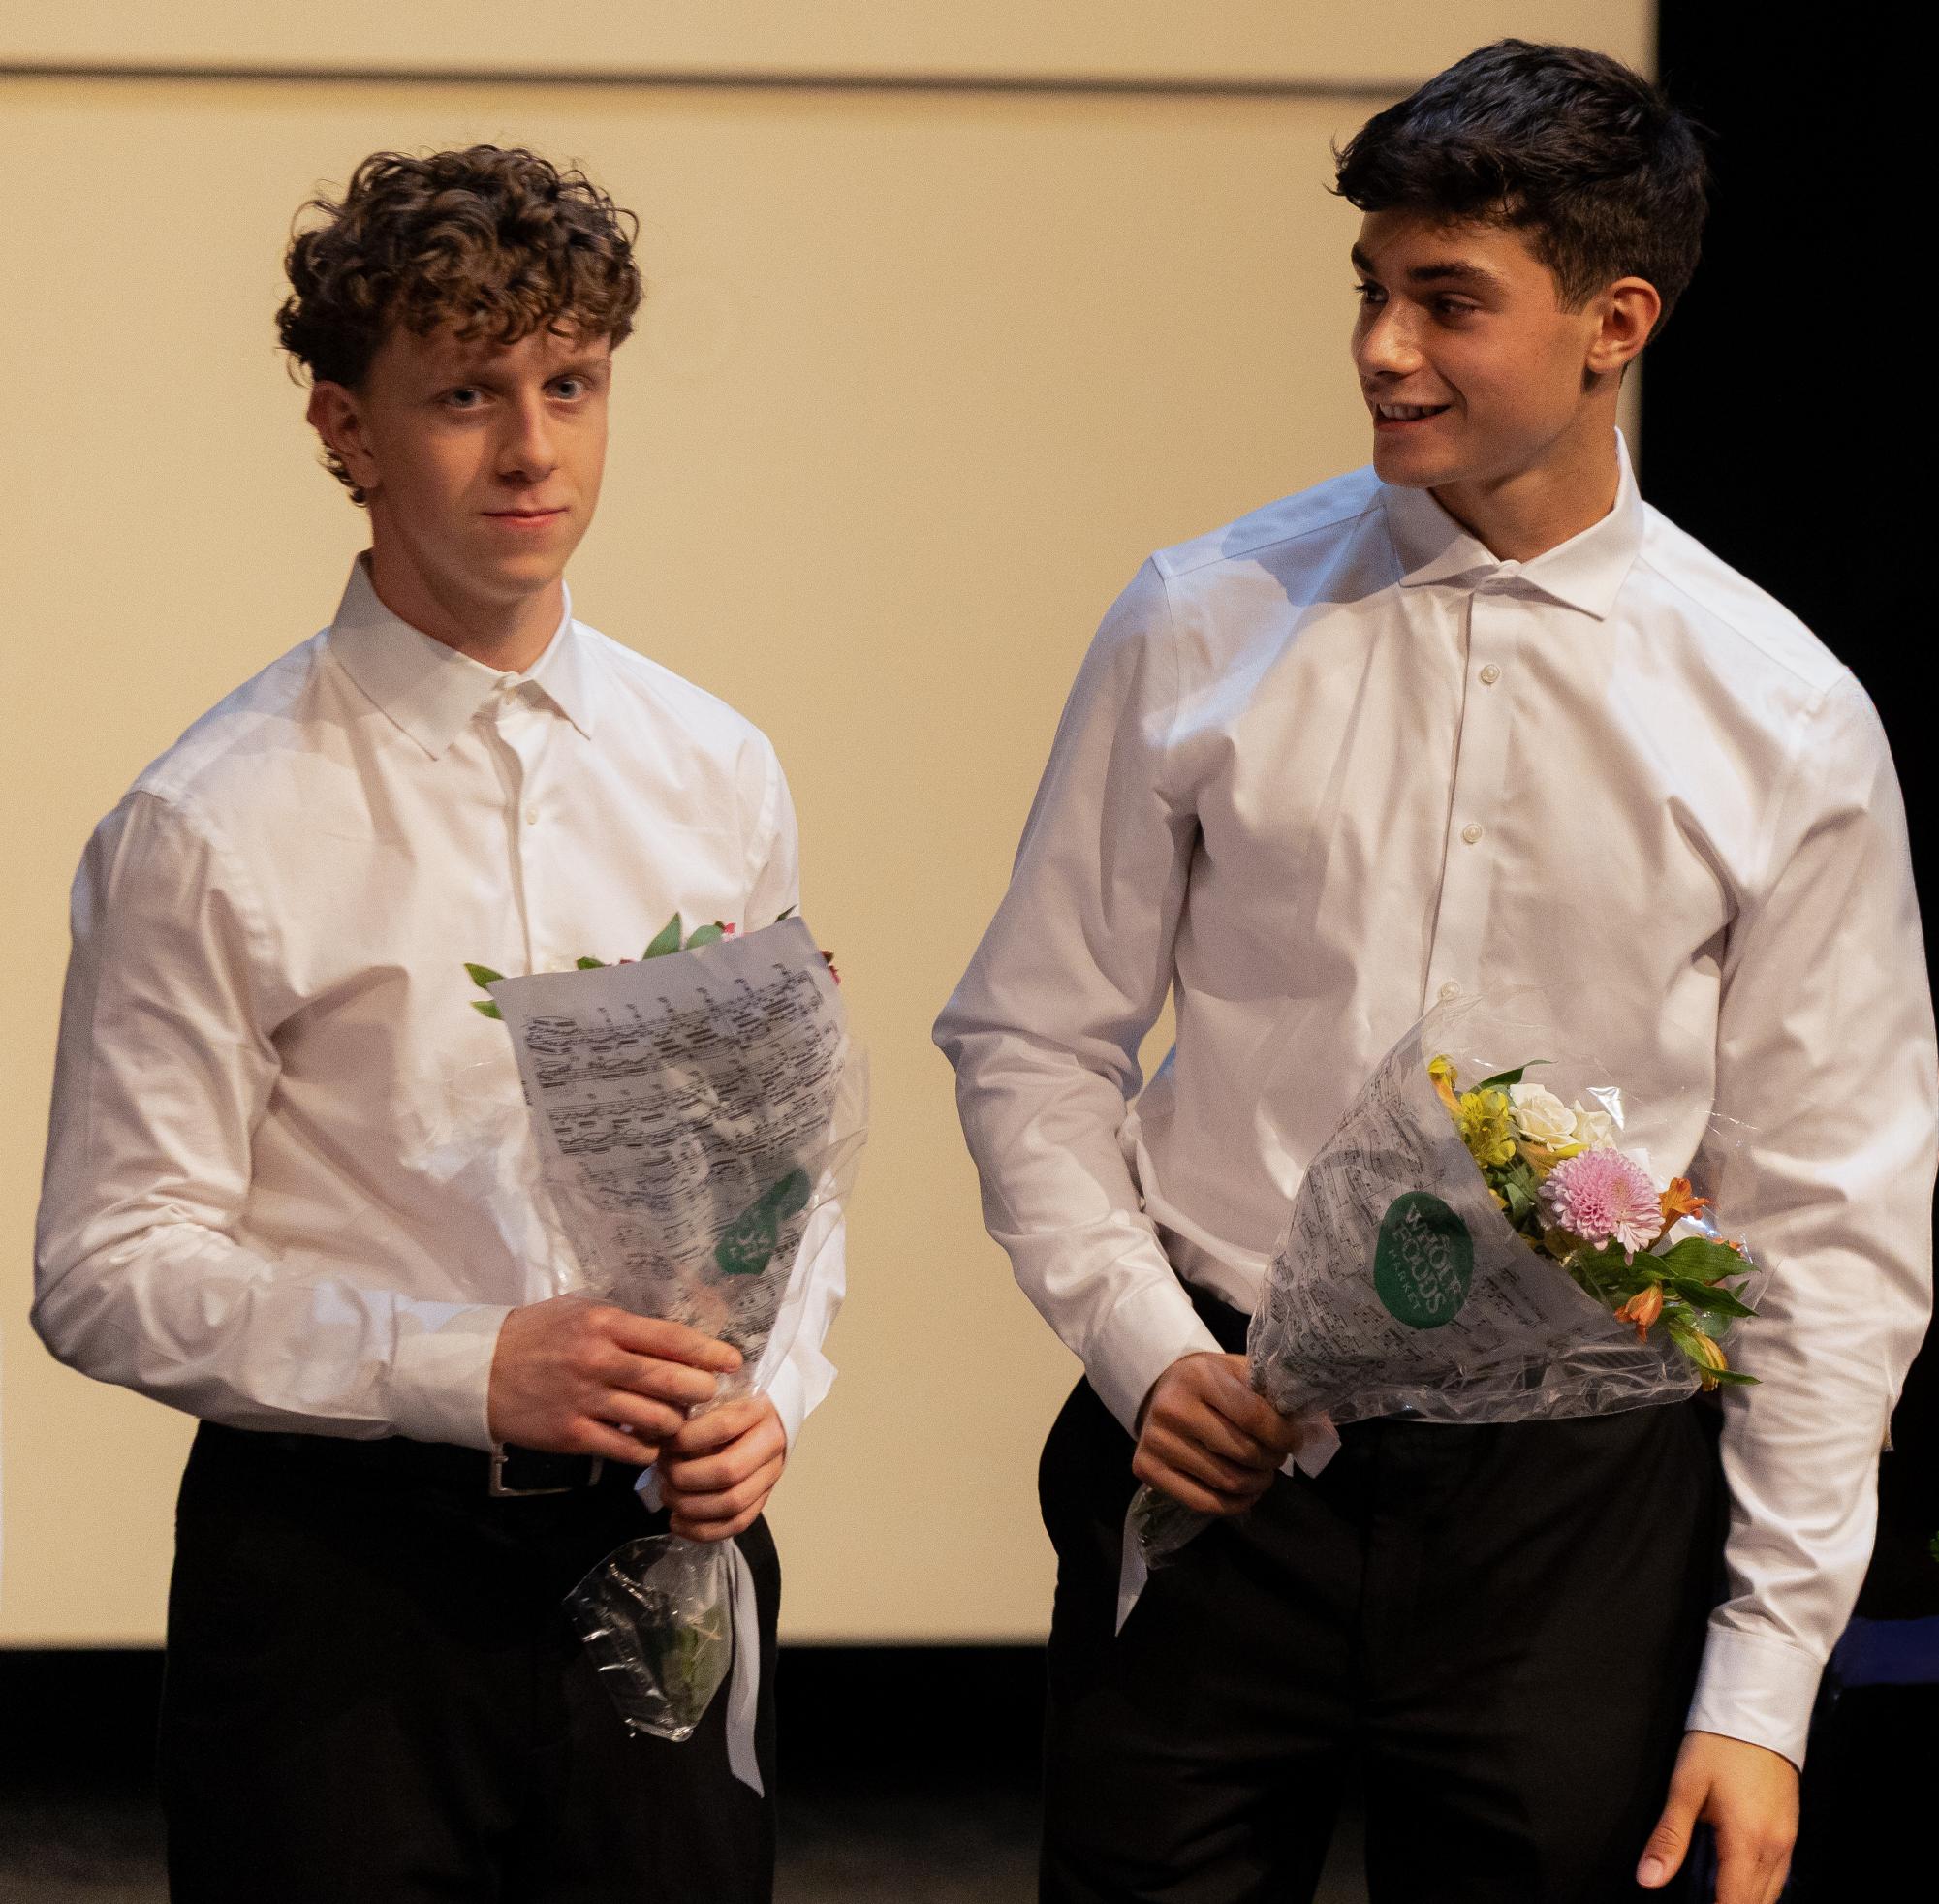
[488,1444,604,1498]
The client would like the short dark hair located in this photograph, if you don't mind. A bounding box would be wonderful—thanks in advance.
[278,145,643,495]
[1334,41,1707,329]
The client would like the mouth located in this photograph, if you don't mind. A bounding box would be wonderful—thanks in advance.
[484,507,567,526]
[1372,400,1452,430]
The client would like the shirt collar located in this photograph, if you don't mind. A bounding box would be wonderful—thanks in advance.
[1380,429,1643,620]
[326,555,597,757]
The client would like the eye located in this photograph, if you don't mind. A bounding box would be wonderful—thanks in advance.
[552,376,586,400]
[443,386,485,410]
[1433,298,1480,321]
[1351,281,1385,306]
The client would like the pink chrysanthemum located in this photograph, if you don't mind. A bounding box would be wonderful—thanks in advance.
[1540,1148,1664,1260]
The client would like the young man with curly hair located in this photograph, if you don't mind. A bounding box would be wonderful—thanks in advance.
[938,41,1933,1904]
[35,145,837,1901]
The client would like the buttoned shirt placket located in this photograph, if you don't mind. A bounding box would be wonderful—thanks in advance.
[1418,573,1520,1014]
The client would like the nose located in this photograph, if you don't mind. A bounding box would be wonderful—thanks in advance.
[1353,302,1423,382]
[496,391,558,484]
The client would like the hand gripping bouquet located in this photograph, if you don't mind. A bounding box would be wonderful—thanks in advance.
[1127,988,1764,1607]
[466,915,865,1786]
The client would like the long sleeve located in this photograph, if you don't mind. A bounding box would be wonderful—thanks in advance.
[33,793,508,1448]
[1685,672,1937,1766]
[742,749,848,1448]
[934,561,1222,1431]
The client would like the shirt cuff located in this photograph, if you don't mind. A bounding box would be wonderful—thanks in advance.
[1686,1622,1829,1770]
[384,1302,511,1451]
[1082,1275,1226,1436]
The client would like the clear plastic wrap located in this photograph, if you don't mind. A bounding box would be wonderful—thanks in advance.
[1133,988,1765,1576]
[476,920,866,1744]
[567,1529,736,1742]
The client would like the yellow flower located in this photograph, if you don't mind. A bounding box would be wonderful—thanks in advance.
[1456,1087,1517,1168]
[1428,1055,1462,1121]
[1683,1329,1729,1390]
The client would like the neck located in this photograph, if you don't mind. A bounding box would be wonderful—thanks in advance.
[365,542,563,674]
[1430,411,1623,564]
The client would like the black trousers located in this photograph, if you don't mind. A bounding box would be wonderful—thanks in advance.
[1039,1299,1726,1904]
[160,1422,779,1903]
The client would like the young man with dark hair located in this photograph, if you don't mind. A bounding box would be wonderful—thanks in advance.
[35,145,838,1901]
[938,40,1932,1904]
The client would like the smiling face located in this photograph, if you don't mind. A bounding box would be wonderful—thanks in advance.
[1349,208,1655,550]
[307,322,611,661]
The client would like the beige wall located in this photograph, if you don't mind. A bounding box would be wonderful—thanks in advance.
[0,6,1649,1645]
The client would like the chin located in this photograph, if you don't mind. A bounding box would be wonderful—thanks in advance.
[1370,440,1454,489]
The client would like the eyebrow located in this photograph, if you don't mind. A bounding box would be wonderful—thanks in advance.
[1350,244,1508,292]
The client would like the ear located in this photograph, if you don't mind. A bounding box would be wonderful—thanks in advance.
[306,380,381,497]
[1586,276,1662,378]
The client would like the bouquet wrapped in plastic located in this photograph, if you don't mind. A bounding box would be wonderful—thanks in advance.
[1128,989,1762,1606]
[472,915,865,1781]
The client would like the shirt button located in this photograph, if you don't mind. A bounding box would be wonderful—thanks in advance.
[1460,822,1483,845]
[524,807,540,826]
[1438,980,1461,1003]
[1479,664,1501,685]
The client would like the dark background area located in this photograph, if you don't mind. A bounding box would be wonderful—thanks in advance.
[1649,5,1935,1625]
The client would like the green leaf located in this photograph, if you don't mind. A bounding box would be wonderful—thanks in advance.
[1706,1367,1760,1386]
[464,962,505,990]
[1655,1236,1748,1286]
[1474,1060,1548,1092]
[575,955,607,970]
[643,914,683,959]
[1661,1276,1755,1319]
[774,907,796,921]
[471,1000,503,1020]
[683,922,726,950]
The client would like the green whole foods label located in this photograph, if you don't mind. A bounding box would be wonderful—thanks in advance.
[1373,1192,1473,1328]
[714,1170,814,1277]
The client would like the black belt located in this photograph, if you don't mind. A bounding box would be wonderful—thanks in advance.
[233,1426,631,1499]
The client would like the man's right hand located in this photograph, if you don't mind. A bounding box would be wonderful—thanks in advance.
[1133,1352,1306,1515]
[486,1295,740,1466]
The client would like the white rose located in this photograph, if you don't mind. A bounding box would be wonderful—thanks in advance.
[1508,1082,1576,1145]
[1570,1103,1617,1148]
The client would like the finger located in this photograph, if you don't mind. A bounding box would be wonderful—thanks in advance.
[590,1389,685,1445]
[1147,1393,1276,1470]
[670,1399,767,1454]
[601,1311,742,1372]
[1143,1424,1274,1501]
[665,1455,784,1526]
[1131,1444,1259,1517]
[567,1418,663,1467]
[1636,1774,1705,1889]
[671,1499,765,1543]
[604,1351,725,1410]
[1199,1365,1302,1454]
[664,1428,786,1496]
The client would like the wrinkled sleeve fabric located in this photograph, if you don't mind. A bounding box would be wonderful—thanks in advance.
[33,792,507,1447]
[934,560,1221,1432]
[742,748,847,1450]
[1687,672,1937,1767]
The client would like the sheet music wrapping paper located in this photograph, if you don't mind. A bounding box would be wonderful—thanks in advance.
[487,916,860,1359]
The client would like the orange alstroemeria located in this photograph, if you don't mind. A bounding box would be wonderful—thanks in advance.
[1684,1329,1729,1390]
[1658,1176,1711,1232]
[1428,1055,1462,1122]
[1613,1282,1665,1342]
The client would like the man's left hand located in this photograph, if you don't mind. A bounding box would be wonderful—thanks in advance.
[659,1395,788,1542]
[1637,1730,1799,1904]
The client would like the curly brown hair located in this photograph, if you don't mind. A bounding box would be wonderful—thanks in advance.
[278,145,643,498]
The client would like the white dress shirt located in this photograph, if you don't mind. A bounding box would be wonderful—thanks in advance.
[935,434,1935,1767]
[36,557,844,1456]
